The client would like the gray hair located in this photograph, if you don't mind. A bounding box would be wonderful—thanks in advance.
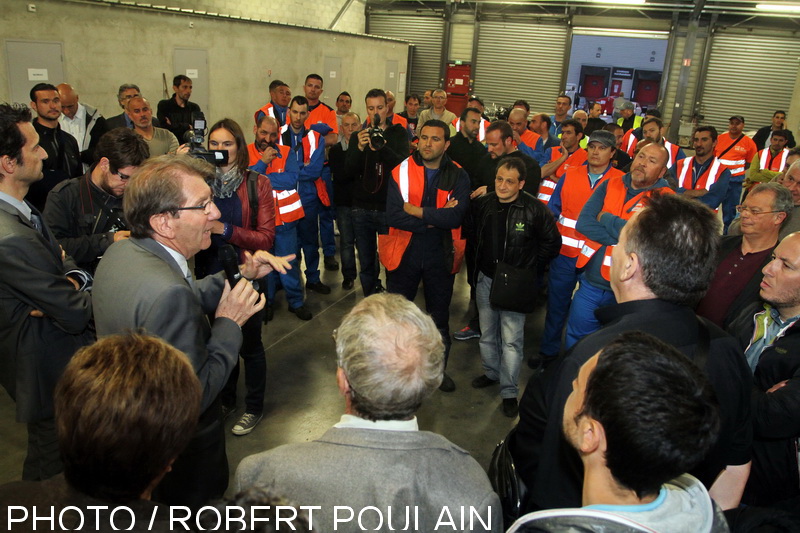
[117,83,140,102]
[751,182,794,228]
[123,154,214,239]
[335,294,444,421]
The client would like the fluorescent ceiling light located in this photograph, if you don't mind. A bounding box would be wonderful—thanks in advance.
[757,3,800,12]
[587,0,646,5]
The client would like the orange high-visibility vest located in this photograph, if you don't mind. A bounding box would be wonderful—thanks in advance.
[278,125,330,207]
[758,148,789,172]
[254,102,276,125]
[715,133,757,178]
[379,158,465,273]
[675,156,725,191]
[537,147,588,205]
[247,143,304,226]
[576,176,674,280]
[557,165,624,258]
[519,129,541,151]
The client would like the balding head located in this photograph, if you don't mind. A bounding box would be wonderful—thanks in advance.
[508,108,529,136]
[572,110,588,129]
[386,90,396,113]
[57,83,79,119]
[782,161,800,206]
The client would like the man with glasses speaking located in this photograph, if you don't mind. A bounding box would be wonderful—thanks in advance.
[43,128,149,272]
[93,154,292,508]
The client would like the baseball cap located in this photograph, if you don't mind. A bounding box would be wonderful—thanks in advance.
[587,130,617,149]
[729,115,745,123]
[621,101,635,111]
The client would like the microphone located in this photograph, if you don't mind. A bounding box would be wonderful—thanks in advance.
[219,245,242,287]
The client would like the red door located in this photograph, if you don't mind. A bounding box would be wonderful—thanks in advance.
[445,63,471,116]
[583,75,605,99]
[610,79,623,96]
[636,79,659,107]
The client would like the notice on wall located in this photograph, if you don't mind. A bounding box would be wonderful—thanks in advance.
[186,69,199,78]
[28,68,48,81]
[330,71,337,79]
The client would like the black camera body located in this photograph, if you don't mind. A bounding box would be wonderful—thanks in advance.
[368,113,387,150]
[184,112,228,166]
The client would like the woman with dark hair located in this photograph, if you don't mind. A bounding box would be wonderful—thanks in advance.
[195,117,275,436]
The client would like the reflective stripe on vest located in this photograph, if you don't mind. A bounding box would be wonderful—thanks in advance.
[676,156,724,191]
[453,118,488,142]
[575,176,673,279]
[254,103,276,125]
[273,189,304,226]
[664,140,679,169]
[759,148,789,171]
[556,165,622,257]
[537,179,558,203]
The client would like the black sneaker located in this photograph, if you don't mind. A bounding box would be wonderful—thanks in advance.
[289,305,313,321]
[342,278,355,290]
[471,375,499,388]
[324,256,339,271]
[439,372,456,392]
[374,281,386,293]
[306,281,331,295]
[454,325,481,341]
[502,398,519,418]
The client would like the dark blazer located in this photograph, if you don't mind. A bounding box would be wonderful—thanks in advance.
[0,198,93,423]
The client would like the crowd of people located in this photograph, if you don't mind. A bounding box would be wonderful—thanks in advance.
[0,72,799,532]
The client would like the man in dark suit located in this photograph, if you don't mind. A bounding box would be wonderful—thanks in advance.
[92,154,291,508]
[104,83,160,131]
[0,103,93,481]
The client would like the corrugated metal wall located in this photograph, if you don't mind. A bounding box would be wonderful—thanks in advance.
[368,13,445,95]
[472,20,568,113]
[449,22,475,62]
[699,30,800,130]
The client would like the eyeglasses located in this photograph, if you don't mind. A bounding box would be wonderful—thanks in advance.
[735,205,781,216]
[116,171,132,180]
[175,199,215,215]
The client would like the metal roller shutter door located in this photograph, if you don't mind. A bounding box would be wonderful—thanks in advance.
[699,32,800,130]
[473,21,568,113]
[368,14,445,95]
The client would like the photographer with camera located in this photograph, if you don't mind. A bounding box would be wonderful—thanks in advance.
[345,88,409,295]
[195,118,276,437]
[44,127,149,272]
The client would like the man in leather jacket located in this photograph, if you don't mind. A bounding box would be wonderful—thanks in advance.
[44,127,149,271]
[470,157,560,417]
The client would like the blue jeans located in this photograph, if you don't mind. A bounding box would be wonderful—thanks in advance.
[352,207,386,295]
[267,221,304,308]
[337,205,357,281]
[540,254,580,357]
[477,273,526,399]
[564,276,616,349]
[297,200,322,284]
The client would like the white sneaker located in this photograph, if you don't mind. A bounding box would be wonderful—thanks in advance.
[232,412,263,436]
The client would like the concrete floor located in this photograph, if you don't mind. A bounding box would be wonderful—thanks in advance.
[0,265,548,494]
